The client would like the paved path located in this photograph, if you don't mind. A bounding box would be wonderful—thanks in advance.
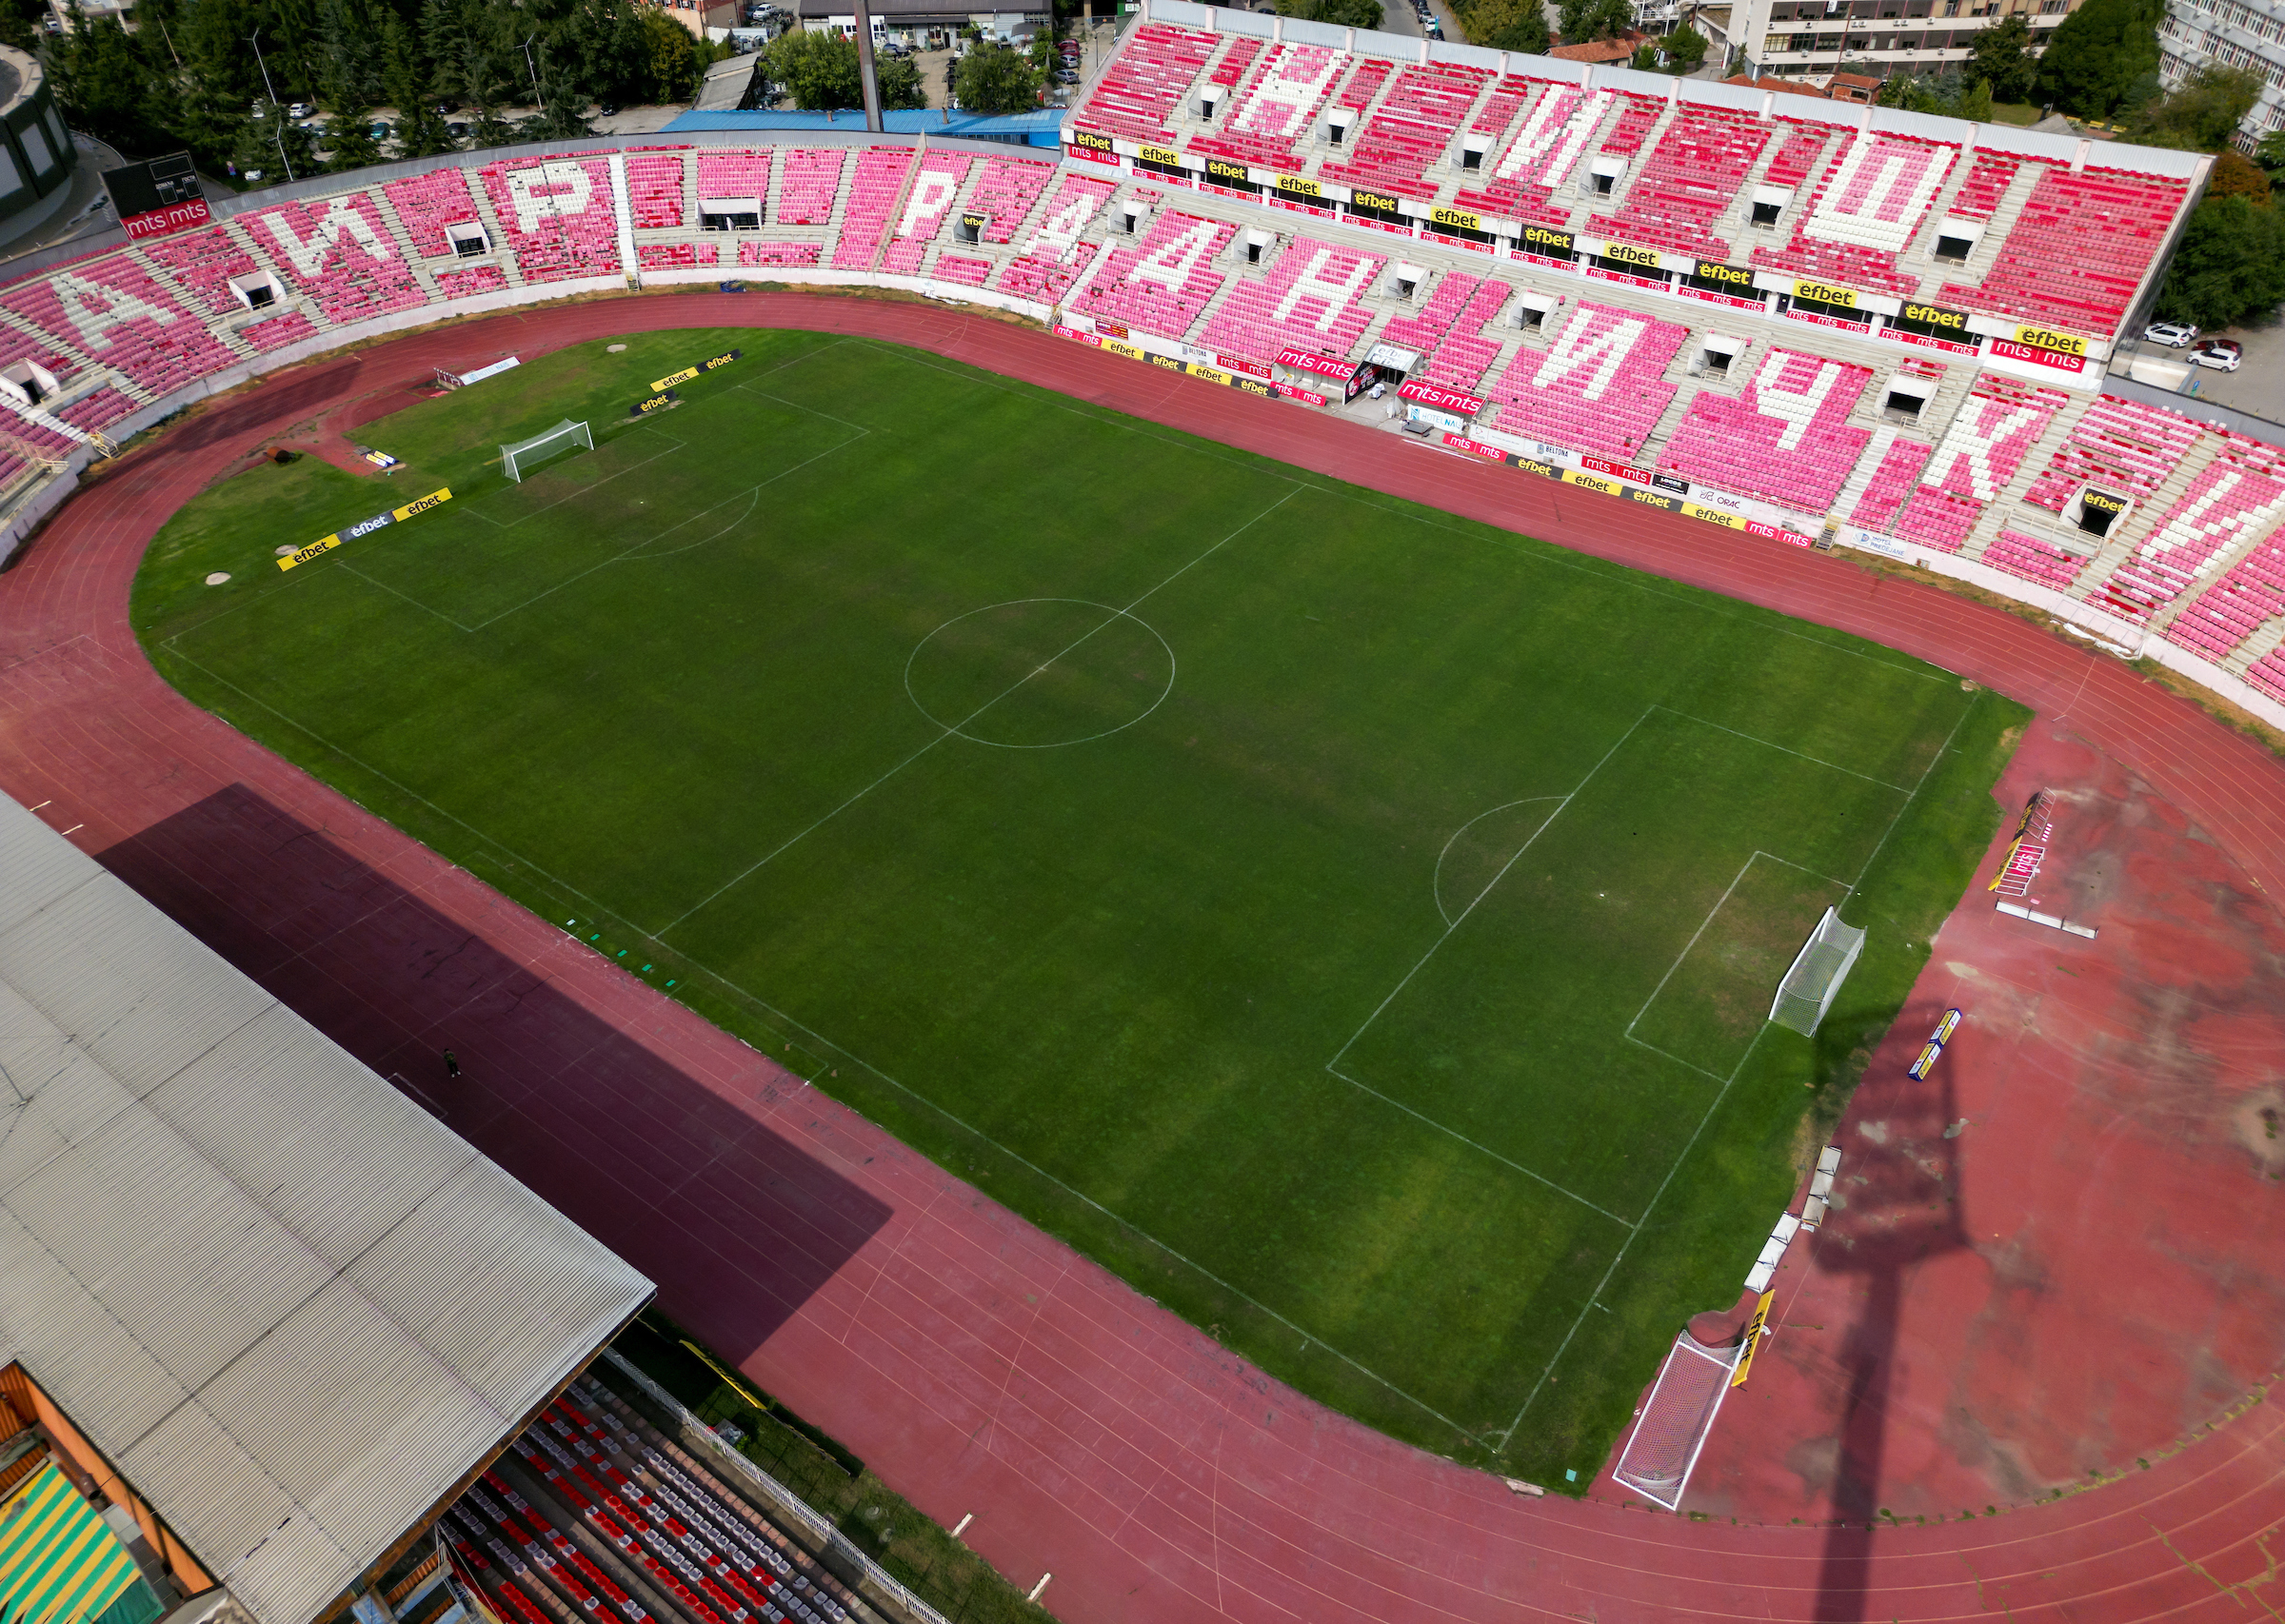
[1,292,2280,1624]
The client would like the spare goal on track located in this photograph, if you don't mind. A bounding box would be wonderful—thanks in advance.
[1769,906,1866,1037]
[1611,1332,1746,1510]
[501,419,592,482]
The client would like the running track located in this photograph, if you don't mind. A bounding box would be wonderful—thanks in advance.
[1,294,2279,1624]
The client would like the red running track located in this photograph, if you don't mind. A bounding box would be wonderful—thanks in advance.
[1,293,2279,1624]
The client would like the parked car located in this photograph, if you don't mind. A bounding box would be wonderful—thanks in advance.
[447,121,469,138]
[369,121,391,140]
[1054,67,1080,83]
[2192,339,2243,371]
[2143,321,2198,347]
[598,102,620,115]
[288,101,312,118]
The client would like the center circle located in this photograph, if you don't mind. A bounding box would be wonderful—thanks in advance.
[904,599,1176,749]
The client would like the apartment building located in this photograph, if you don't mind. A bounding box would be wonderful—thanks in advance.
[2158,0,2285,146]
[1696,0,2082,86]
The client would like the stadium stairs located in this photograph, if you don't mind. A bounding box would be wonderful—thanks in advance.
[3,1,2282,726]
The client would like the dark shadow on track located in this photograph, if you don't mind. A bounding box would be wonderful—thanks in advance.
[98,782,891,1357]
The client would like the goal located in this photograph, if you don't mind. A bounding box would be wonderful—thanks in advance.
[1768,906,1867,1037]
[501,419,593,482]
[1611,1332,1744,1510]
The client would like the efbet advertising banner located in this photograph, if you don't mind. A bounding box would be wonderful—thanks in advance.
[278,488,452,570]
[650,349,742,392]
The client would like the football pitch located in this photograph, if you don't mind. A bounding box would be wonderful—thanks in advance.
[134,327,2025,1484]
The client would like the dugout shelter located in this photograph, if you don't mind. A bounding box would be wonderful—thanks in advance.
[0,792,653,1624]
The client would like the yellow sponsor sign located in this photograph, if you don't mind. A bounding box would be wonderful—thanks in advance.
[1730,1290,1778,1387]
[1602,241,1661,268]
[1563,470,1621,496]
[1683,502,1746,530]
[2012,324,2088,357]
[1793,279,1858,308]
[1430,206,1481,233]
[652,365,700,391]
[1275,174,1322,198]
[278,487,453,570]
[1103,339,1144,361]
[1188,364,1232,386]
[1693,259,1754,288]
[1138,143,1182,167]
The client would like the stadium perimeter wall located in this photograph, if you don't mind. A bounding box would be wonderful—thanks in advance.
[0,99,2280,736]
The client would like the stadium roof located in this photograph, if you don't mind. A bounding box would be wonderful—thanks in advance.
[0,793,652,1624]
[663,108,1065,143]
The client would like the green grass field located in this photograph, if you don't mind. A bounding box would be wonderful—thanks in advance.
[134,327,2026,1486]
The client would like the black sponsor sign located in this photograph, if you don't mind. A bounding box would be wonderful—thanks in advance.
[631,388,681,415]
[1235,377,1275,399]
[2081,489,2129,515]
[1351,188,1401,215]
[1898,302,1968,333]
[1692,259,1754,289]
[1148,352,1185,373]
[1069,127,1115,155]
[1626,487,1682,512]
[1520,225,1576,260]
[1652,472,1690,495]
[1204,157,1256,190]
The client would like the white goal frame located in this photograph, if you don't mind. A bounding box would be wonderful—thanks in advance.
[1768,906,1867,1037]
[501,419,593,482]
[1611,1332,1746,1511]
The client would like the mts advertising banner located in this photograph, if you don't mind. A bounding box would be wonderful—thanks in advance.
[1057,326,1328,406]
[1397,379,1484,417]
[1441,434,1815,547]
[1276,347,1363,383]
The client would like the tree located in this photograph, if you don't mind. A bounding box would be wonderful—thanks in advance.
[2035,0,2161,119]
[762,29,923,110]
[1965,12,2036,104]
[2256,128,2285,174]
[314,0,383,111]
[1274,0,1386,27]
[1557,0,1631,41]
[2209,148,2273,203]
[2123,63,2264,150]
[1659,23,1705,71]
[2152,193,2285,329]
[385,13,458,157]
[1465,0,1549,53]
[954,41,1042,114]
[637,7,705,102]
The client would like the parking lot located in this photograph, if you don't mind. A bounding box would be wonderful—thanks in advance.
[2120,320,2285,424]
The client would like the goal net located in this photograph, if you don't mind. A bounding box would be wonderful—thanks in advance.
[1769,906,1867,1037]
[501,419,592,482]
[1611,1332,1744,1510]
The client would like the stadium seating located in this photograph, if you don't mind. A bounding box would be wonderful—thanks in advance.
[695,149,772,202]
[1076,22,1217,142]
[965,155,1057,243]
[1589,106,1770,261]
[776,149,846,225]
[1484,300,1688,463]
[1983,528,2088,589]
[479,157,623,283]
[2100,436,2285,624]
[1890,374,2070,550]
[1416,278,1513,391]
[832,147,921,269]
[1070,208,1235,341]
[4,251,237,400]
[880,151,973,274]
[626,150,690,229]
[1847,435,1935,533]
[139,225,267,316]
[1378,270,1480,360]
[1749,132,1958,297]
[1199,234,1382,366]
[640,243,717,269]
[2022,394,2203,514]
[1948,149,2024,219]
[381,168,492,259]
[1194,44,1346,170]
[243,193,429,321]
[739,240,823,267]
[1320,64,1490,200]
[1659,346,1873,512]
[1452,84,1595,224]
[1941,166,2188,334]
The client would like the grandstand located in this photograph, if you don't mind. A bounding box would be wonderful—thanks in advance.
[0,0,2280,737]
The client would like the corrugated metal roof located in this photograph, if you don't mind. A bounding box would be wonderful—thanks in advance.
[0,794,653,1624]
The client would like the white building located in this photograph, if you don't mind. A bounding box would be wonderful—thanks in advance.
[1697,0,2083,89]
[2157,0,2285,148]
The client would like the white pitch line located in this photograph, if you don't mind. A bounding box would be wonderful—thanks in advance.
[1325,706,1653,1076]
[1655,706,1915,794]
[657,485,1302,937]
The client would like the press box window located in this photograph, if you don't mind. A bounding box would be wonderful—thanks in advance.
[1932,217,1983,262]
[229,271,286,310]
[2072,487,2128,538]
[447,222,490,256]
[0,360,58,406]
[1324,110,1353,147]
[1119,204,1144,233]
[1694,340,1739,378]
[1459,136,1489,172]
[1516,296,1554,331]
[1388,262,1424,300]
[1197,88,1222,120]
[1242,228,1271,264]
[1585,156,1627,196]
[1883,386,1925,424]
[700,197,762,231]
[1750,185,1795,228]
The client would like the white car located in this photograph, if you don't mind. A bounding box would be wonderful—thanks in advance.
[2192,339,2243,371]
[2143,322,2198,347]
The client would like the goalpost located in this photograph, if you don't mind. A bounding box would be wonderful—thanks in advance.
[1769,906,1867,1037]
[1612,1332,1746,1510]
[500,419,593,482]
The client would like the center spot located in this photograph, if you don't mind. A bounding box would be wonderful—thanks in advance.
[904,599,1175,748]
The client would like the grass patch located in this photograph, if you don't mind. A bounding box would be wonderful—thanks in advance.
[135,327,2026,1488]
